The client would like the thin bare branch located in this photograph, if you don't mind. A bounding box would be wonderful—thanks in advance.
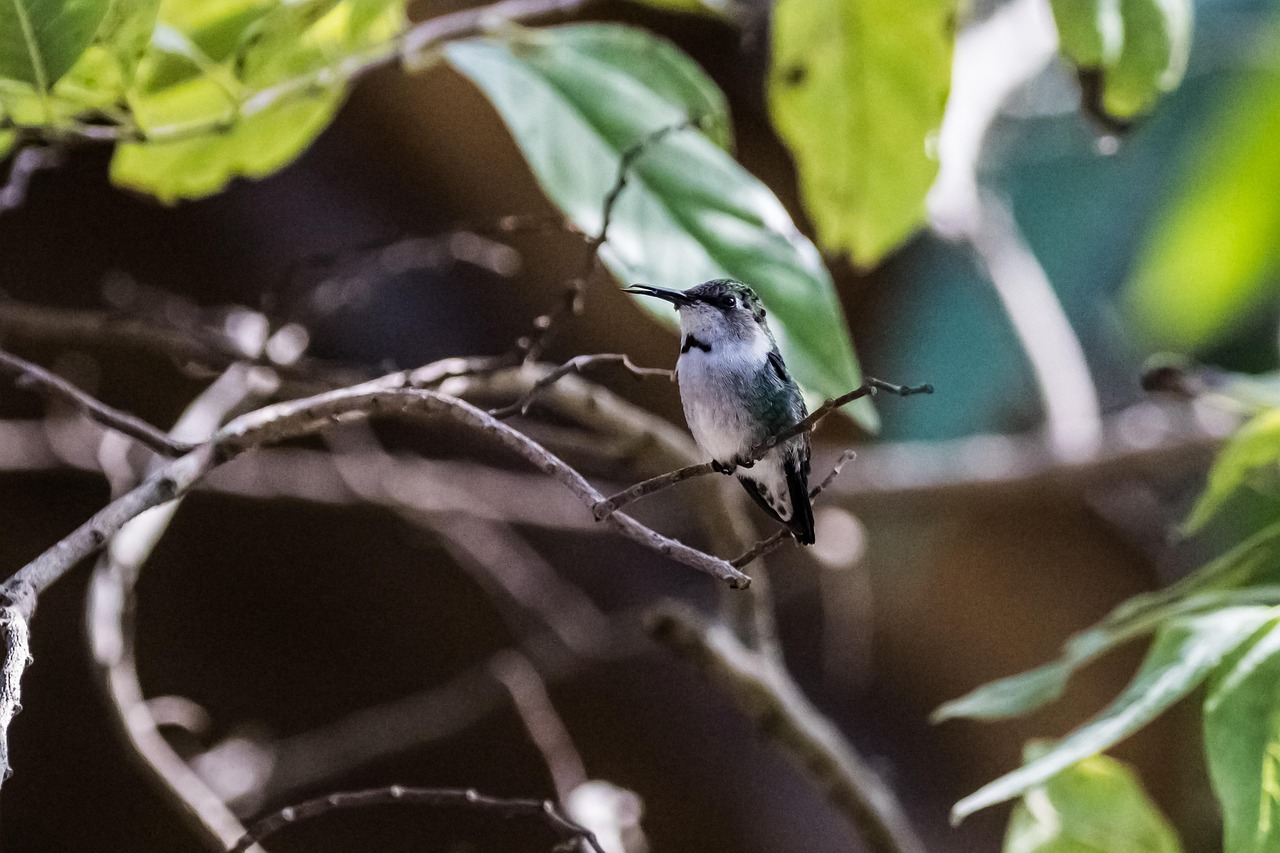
[0,348,193,456]
[521,118,700,362]
[648,603,927,853]
[488,354,671,419]
[594,378,933,519]
[228,785,605,853]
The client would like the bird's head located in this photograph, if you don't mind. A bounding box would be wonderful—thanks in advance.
[624,279,771,346]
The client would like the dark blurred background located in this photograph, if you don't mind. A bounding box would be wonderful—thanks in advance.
[1,0,1277,850]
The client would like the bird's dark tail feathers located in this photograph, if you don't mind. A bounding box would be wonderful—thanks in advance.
[784,456,815,545]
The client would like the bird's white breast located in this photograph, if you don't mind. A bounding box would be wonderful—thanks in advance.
[677,333,773,463]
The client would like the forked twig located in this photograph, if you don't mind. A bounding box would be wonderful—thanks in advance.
[489,354,671,419]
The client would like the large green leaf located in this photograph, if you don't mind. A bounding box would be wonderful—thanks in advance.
[109,0,405,202]
[1004,749,1182,853]
[1205,619,1280,853]
[0,0,111,92]
[1123,55,1280,350]
[1185,410,1280,534]
[539,24,731,151]
[446,24,876,429]
[953,607,1277,823]
[767,0,952,267]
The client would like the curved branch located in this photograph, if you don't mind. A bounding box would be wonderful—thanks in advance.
[228,786,604,853]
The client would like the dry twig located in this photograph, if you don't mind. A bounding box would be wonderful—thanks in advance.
[0,348,193,456]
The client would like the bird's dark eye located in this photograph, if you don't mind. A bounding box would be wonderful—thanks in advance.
[723,296,737,309]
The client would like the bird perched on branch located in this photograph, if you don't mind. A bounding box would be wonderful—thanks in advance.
[625,279,814,544]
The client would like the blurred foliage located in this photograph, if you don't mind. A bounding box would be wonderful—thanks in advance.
[1003,748,1182,853]
[767,0,952,267]
[1186,408,1280,533]
[1124,27,1280,351]
[1050,0,1192,121]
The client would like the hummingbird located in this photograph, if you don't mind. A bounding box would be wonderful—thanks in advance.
[625,279,815,544]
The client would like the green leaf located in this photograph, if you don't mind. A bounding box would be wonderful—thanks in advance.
[767,0,952,267]
[0,0,112,92]
[538,24,732,151]
[0,130,14,160]
[1182,407,1280,532]
[1049,0,1191,121]
[445,25,876,430]
[1004,749,1182,853]
[934,659,1078,725]
[1123,58,1280,350]
[1048,0,1112,68]
[1205,619,1280,853]
[1103,0,1192,119]
[110,91,340,201]
[109,0,405,202]
[953,607,1277,823]
[1185,410,1280,534]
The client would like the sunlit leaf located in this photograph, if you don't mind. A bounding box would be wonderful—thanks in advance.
[1205,619,1280,853]
[109,0,406,202]
[110,92,340,201]
[767,0,952,267]
[446,24,876,429]
[953,607,1277,823]
[1185,410,1280,534]
[1004,748,1182,853]
[0,0,111,92]
[1123,54,1280,350]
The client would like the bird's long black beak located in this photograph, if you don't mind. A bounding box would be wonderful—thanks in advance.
[623,284,693,306]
